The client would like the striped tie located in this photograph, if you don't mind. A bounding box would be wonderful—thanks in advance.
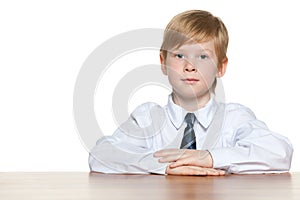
[180,113,196,149]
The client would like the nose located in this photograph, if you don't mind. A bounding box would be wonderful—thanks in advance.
[184,60,197,73]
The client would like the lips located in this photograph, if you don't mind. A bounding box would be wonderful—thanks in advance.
[185,78,199,81]
[182,78,199,83]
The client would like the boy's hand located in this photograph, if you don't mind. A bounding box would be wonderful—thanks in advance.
[165,165,225,176]
[154,149,213,168]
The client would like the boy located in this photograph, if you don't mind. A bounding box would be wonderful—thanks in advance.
[89,10,293,175]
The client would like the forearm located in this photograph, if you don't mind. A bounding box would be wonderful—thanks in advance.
[89,138,168,174]
[209,136,293,174]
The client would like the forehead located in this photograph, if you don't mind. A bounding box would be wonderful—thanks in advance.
[175,40,215,53]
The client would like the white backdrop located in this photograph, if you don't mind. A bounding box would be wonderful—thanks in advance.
[0,0,299,171]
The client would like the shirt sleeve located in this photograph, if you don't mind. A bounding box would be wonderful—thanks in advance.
[88,102,168,175]
[209,103,293,174]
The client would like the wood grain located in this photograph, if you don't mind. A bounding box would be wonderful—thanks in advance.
[0,172,299,200]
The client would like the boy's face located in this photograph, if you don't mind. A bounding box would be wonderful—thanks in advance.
[160,40,227,103]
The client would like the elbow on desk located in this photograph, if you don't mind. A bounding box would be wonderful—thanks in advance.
[88,153,101,172]
[88,153,114,173]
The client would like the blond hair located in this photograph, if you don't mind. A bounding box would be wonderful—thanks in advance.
[160,9,229,74]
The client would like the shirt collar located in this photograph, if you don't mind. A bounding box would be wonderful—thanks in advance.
[166,94,218,129]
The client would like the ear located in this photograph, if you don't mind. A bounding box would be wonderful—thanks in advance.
[216,58,228,78]
[160,53,168,75]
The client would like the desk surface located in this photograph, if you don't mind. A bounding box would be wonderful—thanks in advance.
[1,172,299,200]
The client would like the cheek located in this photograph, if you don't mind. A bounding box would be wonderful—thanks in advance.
[166,68,182,83]
[197,63,217,85]
[165,59,181,72]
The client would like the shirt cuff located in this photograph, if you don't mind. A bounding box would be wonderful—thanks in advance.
[209,148,232,169]
[148,165,168,175]
[141,155,168,175]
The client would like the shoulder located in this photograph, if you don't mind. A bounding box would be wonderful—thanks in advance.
[221,102,258,129]
[130,102,167,128]
[224,102,256,118]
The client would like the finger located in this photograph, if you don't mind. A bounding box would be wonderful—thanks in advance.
[167,165,226,176]
[218,170,226,176]
[169,150,202,168]
[167,166,207,176]
[182,166,224,176]
[154,149,185,157]
[186,166,208,176]
[158,149,193,163]
[169,157,193,168]
[157,153,186,163]
[205,168,226,176]
[205,168,220,176]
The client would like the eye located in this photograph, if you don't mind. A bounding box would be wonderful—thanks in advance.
[199,54,208,60]
[174,54,185,59]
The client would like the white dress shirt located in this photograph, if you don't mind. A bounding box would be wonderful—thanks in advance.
[89,95,293,174]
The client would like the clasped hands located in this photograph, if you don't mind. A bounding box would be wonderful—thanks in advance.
[154,149,225,176]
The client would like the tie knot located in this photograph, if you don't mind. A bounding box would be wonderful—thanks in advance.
[184,113,195,126]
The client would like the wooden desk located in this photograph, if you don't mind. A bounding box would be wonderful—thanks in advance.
[0,172,299,200]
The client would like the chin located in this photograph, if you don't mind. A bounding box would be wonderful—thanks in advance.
[182,91,211,100]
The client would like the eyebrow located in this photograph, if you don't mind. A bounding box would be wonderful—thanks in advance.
[171,48,214,53]
[200,49,213,53]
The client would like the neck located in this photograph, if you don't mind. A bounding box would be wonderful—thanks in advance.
[172,92,211,112]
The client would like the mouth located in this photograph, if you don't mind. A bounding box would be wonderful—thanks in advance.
[182,78,199,84]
